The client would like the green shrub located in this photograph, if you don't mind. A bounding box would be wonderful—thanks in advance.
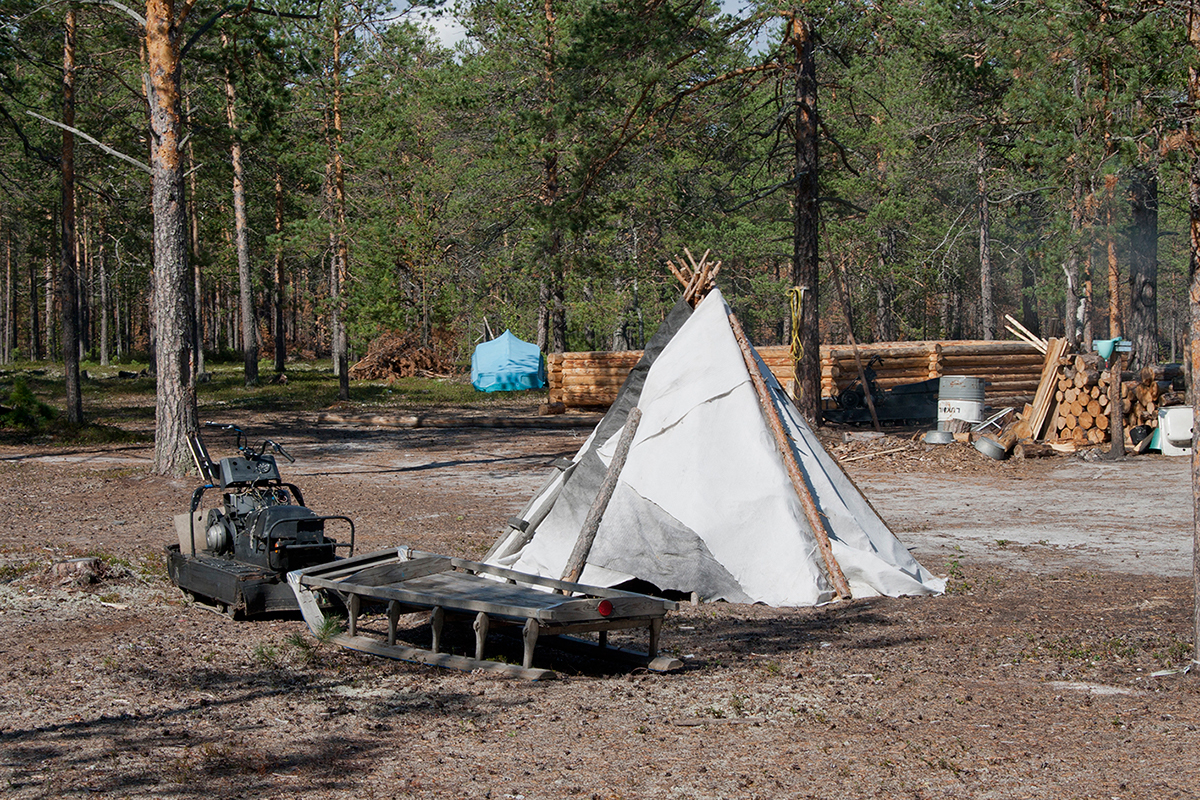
[1,377,57,432]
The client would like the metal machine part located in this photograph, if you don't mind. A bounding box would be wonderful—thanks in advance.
[166,422,354,617]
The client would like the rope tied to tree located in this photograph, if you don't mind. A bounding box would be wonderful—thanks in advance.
[788,286,807,365]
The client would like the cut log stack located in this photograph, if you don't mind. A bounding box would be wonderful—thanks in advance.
[819,340,1044,407]
[548,350,643,409]
[1050,353,1112,445]
[548,347,795,408]
[1048,356,1184,446]
[548,339,1045,409]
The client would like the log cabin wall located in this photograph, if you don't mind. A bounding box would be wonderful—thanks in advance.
[547,340,1045,410]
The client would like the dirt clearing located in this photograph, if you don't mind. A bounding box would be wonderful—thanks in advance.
[0,416,1196,799]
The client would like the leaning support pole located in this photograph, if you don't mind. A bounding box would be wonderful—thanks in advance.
[833,261,881,432]
[728,310,852,600]
[561,406,643,586]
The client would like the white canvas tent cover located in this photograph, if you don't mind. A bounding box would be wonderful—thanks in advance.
[485,289,945,606]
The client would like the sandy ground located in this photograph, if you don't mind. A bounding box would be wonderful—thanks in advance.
[858,456,1194,577]
[0,415,1197,799]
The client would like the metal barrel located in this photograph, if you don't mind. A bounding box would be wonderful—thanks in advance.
[936,375,985,430]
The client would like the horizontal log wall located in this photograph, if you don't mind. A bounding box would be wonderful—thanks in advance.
[548,340,1045,410]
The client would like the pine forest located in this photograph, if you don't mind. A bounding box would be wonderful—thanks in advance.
[2,0,1200,434]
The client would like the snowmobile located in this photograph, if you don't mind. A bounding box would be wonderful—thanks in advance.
[166,423,353,617]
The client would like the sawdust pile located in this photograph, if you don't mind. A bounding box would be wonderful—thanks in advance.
[349,330,459,381]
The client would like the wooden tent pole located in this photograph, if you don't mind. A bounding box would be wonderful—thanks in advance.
[727,310,852,600]
[560,407,643,586]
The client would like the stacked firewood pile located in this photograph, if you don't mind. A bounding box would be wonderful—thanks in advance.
[349,330,457,381]
[1051,355,1185,446]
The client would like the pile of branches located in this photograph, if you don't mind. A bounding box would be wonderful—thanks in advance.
[349,330,458,380]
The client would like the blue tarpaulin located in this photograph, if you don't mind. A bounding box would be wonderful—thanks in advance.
[471,330,547,392]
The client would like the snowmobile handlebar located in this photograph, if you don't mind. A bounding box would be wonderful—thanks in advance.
[262,440,295,463]
[202,423,294,463]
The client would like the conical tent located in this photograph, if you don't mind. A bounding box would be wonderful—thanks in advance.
[471,330,547,392]
[485,289,945,606]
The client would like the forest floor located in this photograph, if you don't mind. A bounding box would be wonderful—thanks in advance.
[0,404,1197,799]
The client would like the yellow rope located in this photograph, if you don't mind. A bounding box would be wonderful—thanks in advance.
[788,286,806,364]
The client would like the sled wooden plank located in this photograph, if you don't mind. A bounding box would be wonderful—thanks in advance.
[442,554,678,606]
[292,548,676,677]
[303,547,418,580]
[332,556,452,587]
[332,633,557,681]
[546,634,683,673]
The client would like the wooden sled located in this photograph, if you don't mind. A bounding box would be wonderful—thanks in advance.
[287,547,683,680]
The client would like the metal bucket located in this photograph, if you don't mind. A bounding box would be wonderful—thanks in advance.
[937,375,985,430]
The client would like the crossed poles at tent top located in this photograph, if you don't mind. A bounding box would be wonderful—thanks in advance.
[666,249,721,308]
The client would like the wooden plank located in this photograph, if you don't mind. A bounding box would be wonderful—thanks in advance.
[332,633,557,680]
[338,556,452,587]
[439,552,679,606]
[537,594,674,623]
[297,547,414,580]
[546,635,683,673]
[1027,337,1069,440]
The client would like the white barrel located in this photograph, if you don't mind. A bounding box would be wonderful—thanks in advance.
[937,375,985,430]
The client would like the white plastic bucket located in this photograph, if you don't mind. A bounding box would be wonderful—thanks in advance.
[937,375,985,430]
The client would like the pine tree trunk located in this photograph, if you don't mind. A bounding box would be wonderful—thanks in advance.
[273,168,286,373]
[1021,260,1039,338]
[98,221,109,366]
[223,33,258,386]
[1105,173,1121,339]
[3,228,12,364]
[44,242,55,358]
[1129,169,1158,369]
[1083,243,1094,349]
[185,96,204,377]
[330,11,349,398]
[1185,0,1200,669]
[873,230,896,342]
[81,200,93,359]
[789,13,820,423]
[539,0,566,354]
[146,0,198,475]
[978,139,994,340]
[60,7,82,423]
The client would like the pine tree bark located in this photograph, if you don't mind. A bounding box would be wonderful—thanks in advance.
[3,228,11,364]
[1105,172,1121,339]
[978,139,994,340]
[789,12,820,423]
[1186,0,1200,669]
[329,10,349,398]
[185,96,204,377]
[28,251,39,360]
[1129,169,1158,369]
[60,7,83,424]
[539,0,566,354]
[273,167,286,373]
[44,239,55,357]
[223,33,258,386]
[97,216,109,366]
[146,0,198,475]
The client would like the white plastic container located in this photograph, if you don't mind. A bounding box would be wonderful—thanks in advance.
[1158,406,1193,456]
